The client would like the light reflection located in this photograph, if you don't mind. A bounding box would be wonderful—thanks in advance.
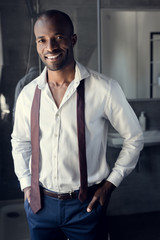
[0,94,10,120]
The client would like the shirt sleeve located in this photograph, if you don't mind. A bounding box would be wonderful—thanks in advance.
[11,90,32,191]
[105,80,144,187]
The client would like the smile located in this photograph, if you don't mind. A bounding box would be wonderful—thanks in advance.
[45,53,61,60]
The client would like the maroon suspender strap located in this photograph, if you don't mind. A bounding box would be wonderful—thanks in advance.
[30,80,88,213]
[30,85,41,213]
[77,80,88,202]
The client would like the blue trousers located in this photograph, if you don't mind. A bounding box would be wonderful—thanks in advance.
[24,193,108,240]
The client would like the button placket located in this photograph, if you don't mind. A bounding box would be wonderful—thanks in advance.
[59,80,79,108]
[51,80,80,191]
[52,111,61,191]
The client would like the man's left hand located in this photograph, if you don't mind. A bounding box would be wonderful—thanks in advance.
[87,181,116,212]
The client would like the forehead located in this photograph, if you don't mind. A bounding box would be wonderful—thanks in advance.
[34,16,71,37]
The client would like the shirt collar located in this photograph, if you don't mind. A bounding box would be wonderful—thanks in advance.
[36,61,90,90]
[74,61,90,83]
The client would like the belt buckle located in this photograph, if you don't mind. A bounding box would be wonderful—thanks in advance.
[69,191,74,199]
[56,190,76,200]
[57,191,75,200]
[57,194,63,200]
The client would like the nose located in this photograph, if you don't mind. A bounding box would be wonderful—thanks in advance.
[46,39,58,51]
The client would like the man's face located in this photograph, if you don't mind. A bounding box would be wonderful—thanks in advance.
[34,16,77,71]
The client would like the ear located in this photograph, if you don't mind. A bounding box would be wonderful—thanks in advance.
[72,34,77,46]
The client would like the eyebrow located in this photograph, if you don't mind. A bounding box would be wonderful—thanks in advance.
[36,36,44,40]
[36,33,66,40]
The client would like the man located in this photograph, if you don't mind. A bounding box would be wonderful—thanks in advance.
[11,10,143,240]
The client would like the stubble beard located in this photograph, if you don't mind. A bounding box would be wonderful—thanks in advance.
[40,49,73,72]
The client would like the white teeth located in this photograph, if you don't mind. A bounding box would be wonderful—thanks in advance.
[47,54,59,59]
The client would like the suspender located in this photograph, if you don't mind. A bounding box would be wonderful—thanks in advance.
[30,80,88,213]
[77,80,88,202]
[30,86,41,213]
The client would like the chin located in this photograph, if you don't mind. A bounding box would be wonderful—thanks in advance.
[48,61,70,71]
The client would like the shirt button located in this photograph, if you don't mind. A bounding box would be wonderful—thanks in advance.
[55,114,59,120]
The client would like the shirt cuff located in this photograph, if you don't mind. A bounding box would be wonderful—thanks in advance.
[19,176,31,191]
[106,170,124,187]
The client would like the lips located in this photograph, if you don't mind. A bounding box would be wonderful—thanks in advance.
[45,53,61,60]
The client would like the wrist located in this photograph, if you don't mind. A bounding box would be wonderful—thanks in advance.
[104,181,116,193]
[23,186,31,193]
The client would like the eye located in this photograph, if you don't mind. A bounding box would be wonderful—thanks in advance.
[57,36,64,40]
[37,39,46,44]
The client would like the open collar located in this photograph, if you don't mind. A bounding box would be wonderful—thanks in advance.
[36,61,90,90]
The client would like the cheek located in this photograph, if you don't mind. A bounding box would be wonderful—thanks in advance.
[60,40,72,49]
[60,43,68,50]
[37,46,44,56]
[61,44,73,55]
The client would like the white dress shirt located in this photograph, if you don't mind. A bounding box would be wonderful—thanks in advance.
[11,62,144,193]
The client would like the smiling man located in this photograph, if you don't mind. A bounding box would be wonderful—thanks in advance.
[35,12,76,72]
[11,10,143,240]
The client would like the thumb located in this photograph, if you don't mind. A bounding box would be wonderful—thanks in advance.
[87,196,98,212]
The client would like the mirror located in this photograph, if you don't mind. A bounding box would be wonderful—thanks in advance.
[101,10,160,99]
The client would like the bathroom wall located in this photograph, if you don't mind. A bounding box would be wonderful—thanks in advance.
[101,10,160,99]
[102,11,137,98]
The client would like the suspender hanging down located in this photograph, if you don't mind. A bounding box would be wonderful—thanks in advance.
[30,80,88,213]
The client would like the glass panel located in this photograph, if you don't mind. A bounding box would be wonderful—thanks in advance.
[101,10,137,99]
[101,10,160,99]
[152,34,160,98]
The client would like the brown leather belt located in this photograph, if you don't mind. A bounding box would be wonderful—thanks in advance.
[43,189,77,200]
[42,180,105,200]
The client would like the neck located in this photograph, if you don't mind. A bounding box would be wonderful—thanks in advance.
[47,61,76,86]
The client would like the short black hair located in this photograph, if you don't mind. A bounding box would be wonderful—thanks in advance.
[37,10,74,35]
